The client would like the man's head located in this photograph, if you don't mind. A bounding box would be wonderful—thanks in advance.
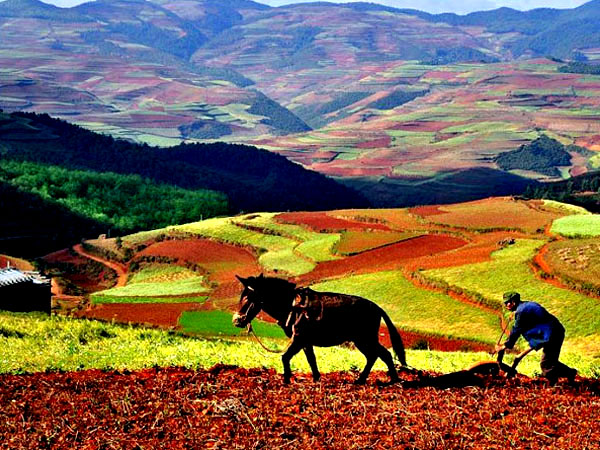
[503,291,521,311]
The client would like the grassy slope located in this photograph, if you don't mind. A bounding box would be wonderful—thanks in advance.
[422,240,600,356]
[0,311,597,377]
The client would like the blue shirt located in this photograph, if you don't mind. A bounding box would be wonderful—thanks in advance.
[504,301,564,350]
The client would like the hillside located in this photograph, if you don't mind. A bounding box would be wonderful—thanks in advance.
[4,196,600,447]
[0,180,107,258]
[1,0,600,204]
[0,111,367,256]
[38,196,600,367]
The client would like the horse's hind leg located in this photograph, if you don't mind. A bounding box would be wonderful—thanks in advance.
[281,339,303,384]
[303,345,321,382]
[354,342,378,385]
[376,344,399,383]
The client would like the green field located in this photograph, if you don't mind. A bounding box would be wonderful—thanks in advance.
[179,310,286,338]
[551,215,600,237]
[422,239,600,356]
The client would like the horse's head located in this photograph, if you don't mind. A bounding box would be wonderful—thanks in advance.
[232,275,264,328]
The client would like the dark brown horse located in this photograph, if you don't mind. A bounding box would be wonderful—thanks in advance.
[233,274,407,384]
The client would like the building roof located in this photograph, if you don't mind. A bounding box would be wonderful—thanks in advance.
[0,268,49,287]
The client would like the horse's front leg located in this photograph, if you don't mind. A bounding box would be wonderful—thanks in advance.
[303,345,320,382]
[281,339,304,384]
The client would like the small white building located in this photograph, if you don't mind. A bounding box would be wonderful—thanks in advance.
[0,268,51,313]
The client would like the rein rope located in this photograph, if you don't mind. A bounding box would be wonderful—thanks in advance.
[246,323,287,355]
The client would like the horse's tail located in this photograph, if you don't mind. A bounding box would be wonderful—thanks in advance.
[380,309,407,367]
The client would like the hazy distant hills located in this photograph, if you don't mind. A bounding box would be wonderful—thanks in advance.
[1,0,600,206]
[2,0,599,135]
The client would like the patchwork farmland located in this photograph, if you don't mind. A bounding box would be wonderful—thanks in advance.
[3,1,600,206]
[28,197,600,374]
[4,1,600,445]
[4,196,600,448]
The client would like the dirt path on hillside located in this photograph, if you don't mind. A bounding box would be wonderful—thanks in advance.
[528,223,577,292]
[72,244,128,287]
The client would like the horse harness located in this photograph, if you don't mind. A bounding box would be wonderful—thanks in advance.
[286,287,324,336]
[247,287,324,355]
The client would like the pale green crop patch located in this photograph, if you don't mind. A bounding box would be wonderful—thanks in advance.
[92,295,207,304]
[422,239,600,356]
[311,271,500,344]
[542,200,591,216]
[92,277,209,299]
[93,266,209,300]
[128,265,198,283]
[551,214,600,237]
[589,153,600,169]
[441,122,520,134]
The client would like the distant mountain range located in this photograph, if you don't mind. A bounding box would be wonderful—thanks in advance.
[1,0,600,206]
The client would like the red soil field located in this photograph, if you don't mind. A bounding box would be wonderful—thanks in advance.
[333,208,430,231]
[409,205,445,216]
[43,248,89,265]
[0,255,33,271]
[296,234,467,284]
[139,239,257,266]
[1,365,596,450]
[275,212,391,231]
[43,249,115,294]
[403,231,530,272]
[575,134,600,151]
[412,198,564,232]
[355,136,392,149]
[138,239,260,288]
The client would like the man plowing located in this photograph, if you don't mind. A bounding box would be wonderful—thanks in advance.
[495,291,577,385]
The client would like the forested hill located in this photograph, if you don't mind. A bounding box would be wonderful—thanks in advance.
[0,180,108,258]
[524,171,600,213]
[0,111,368,256]
[1,111,367,212]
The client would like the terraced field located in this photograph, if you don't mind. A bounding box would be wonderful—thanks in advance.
[34,197,596,373]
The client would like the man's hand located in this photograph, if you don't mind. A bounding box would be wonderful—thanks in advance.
[495,344,506,353]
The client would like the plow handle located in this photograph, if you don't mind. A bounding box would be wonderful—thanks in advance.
[511,347,534,370]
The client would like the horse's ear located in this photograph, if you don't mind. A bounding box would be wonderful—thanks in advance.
[258,273,265,279]
[236,275,255,291]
